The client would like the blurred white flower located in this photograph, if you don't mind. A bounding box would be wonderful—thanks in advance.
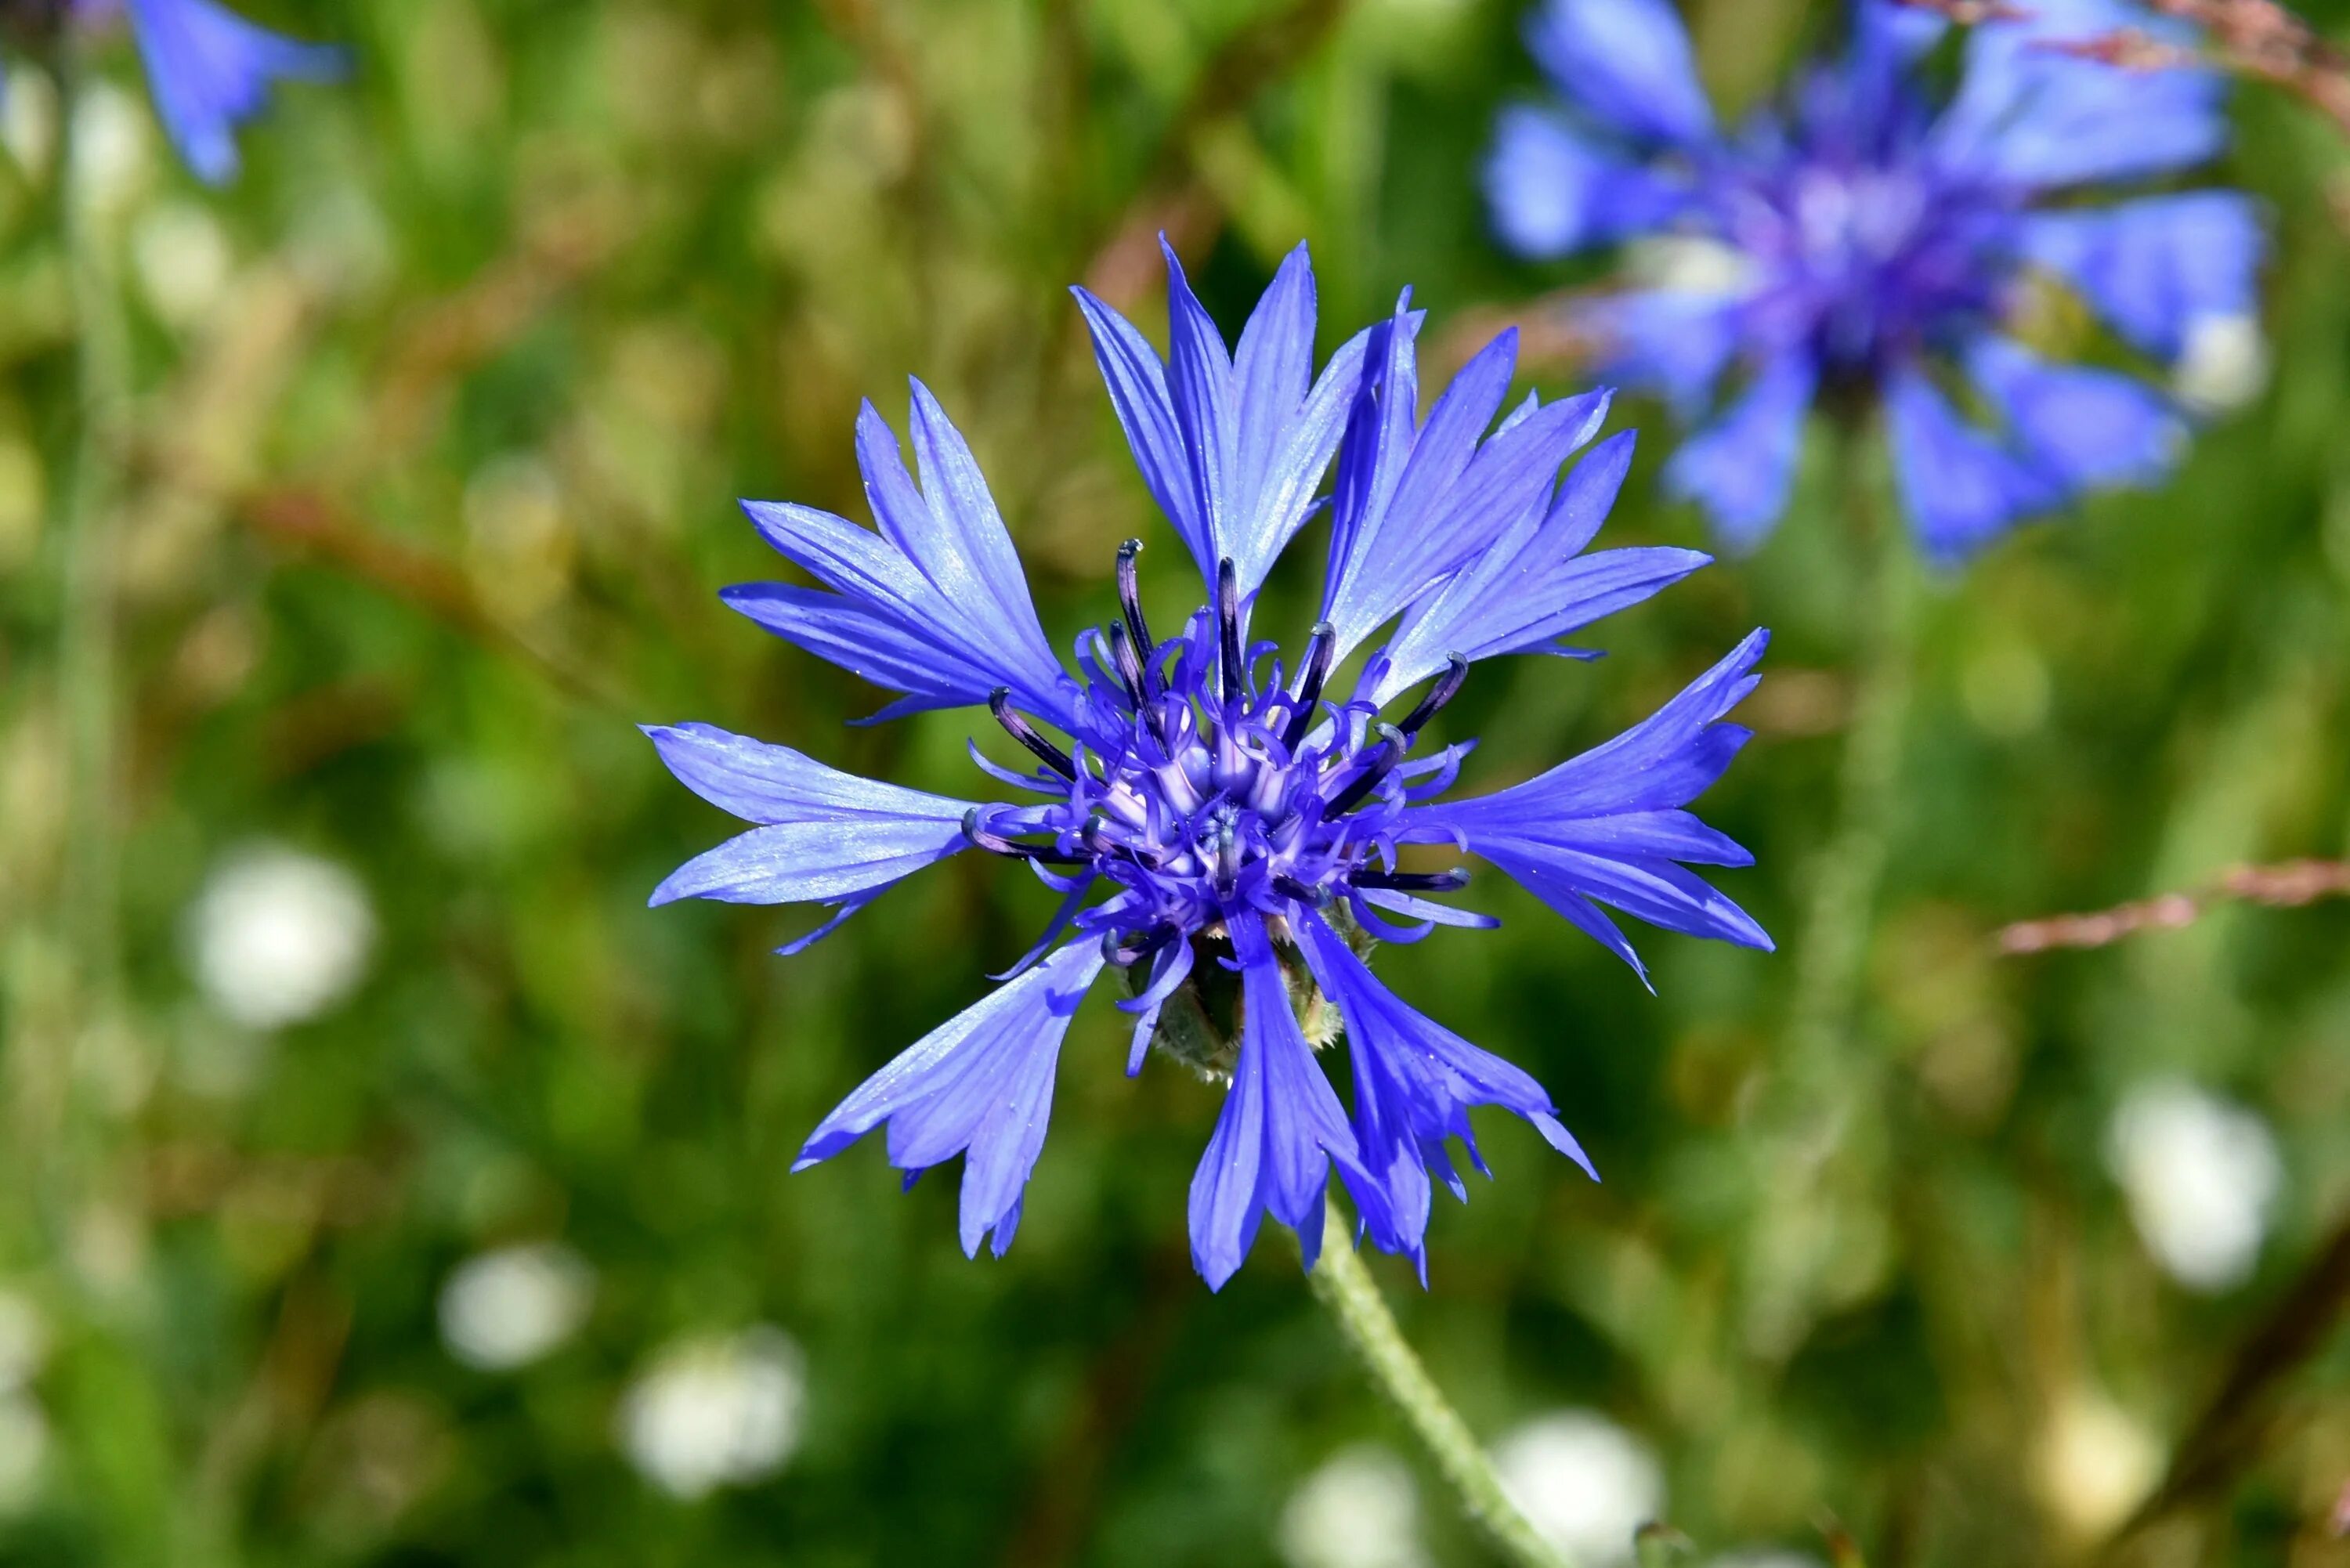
[1494,1410,1664,1566]
[2035,1385,2160,1539]
[437,1244,594,1372]
[2172,313,2269,414]
[69,81,152,218]
[2107,1078,2282,1292]
[186,844,375,1030]
[132,201,233,327]
[0,1392,46,1510]
[1708,1553,1824,1568]
[0,1293,46,1396]
[1625,234,1752,297]
[1277,1444,1429,1568]
[617,1326,806,1500]
[2,64,56,181]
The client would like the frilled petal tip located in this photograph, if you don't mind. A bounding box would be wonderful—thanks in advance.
[125,0,344,184]
[1187,916,1392,1290]
[1400,630,1772,982]
[793,944,1104,1259]
[1296,910,1596,1270]
[1524,0,1716,146]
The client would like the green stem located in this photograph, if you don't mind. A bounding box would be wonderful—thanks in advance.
[1784,427,1916,1089]
[57,46,133,999]
[1307,1194,1572,1568]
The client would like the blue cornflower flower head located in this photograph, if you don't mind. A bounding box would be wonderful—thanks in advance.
[12,0,342,182]
[648,244,1772,1289]
[1484,0,2265,562]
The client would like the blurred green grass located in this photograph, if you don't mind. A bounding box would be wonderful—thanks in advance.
[2,0,2350,1563]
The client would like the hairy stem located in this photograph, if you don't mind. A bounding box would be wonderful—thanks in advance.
[58,47,133,1000]
[1784,430,1916,1092]
[1307,1194,1572,1568]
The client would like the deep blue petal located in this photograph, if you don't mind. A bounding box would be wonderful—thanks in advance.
[1297,909,1593,1268]
[125,0,342,184]
[1524,0,1715,146]
[1187,914,1389,1289]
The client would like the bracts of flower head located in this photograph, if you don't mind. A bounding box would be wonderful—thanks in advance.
[1485,0,2263,562]
[648,242,1772,1288]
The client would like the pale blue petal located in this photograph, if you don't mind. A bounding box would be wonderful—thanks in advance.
[1484,107,1687,259]
[1884,367,2062,563]
[794,944,1104,1259]
[1525,0,1715,146]
[125,0,342,184]
[2021,193,2263,361]
[1966,337,2184,490]
[1663,353,1817,553]
[1932,0,2225,189]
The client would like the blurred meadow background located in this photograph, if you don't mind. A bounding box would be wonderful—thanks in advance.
[5,0,2350,1564]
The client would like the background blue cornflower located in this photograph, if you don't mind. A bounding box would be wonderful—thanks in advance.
[16,0,340,182]
[649,245,1771,1288]
[1485,0,2264,562]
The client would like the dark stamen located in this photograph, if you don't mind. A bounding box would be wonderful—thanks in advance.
[1217,557,1242,708]
[1272,873,1327,905]
[1353,869,1470,894]
[1323,724,1407,819]
[962,807,1088,865]
[1104,621,1168,746]
[1116,539,1155,691]
[989,688,1075,779]
[1281,621,1337,751]
[1397,653,1470,740]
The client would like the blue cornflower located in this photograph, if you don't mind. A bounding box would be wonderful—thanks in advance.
[17,0,341,182]
[649,244,1770,1288]
[1485,0,2263,562]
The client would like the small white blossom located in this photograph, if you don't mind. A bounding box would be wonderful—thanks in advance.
[1277,1444,1429,1568]
[1494,1411,1665,1567]
[2172,313,2269,414]
[617,1326,806,1500]
[186,844,375,1030]
[2107,1078,2282,1292]
[438,1244,594,1372]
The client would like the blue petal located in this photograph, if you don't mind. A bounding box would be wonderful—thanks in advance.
[794,944,1104,1259]
[1187,915,1391,1290]
[1074,244,1374,603]
[737,389,1081,735]
[1296,910,1594,1272]
[1484,107,1686,260]
[1932,0,2226,190]
[1372,431,1711,703]
[1321,313,1613,661]
[644,722,977,930]
[1524,0,1715,146]
[1401,630,1771,974]
[1663,353,1817,553]
[125,0,342,184]
[2020,193,2263,362]
[1883,367,2063,563]
[1966,337,2183,491]
[1579,287,1745,416]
